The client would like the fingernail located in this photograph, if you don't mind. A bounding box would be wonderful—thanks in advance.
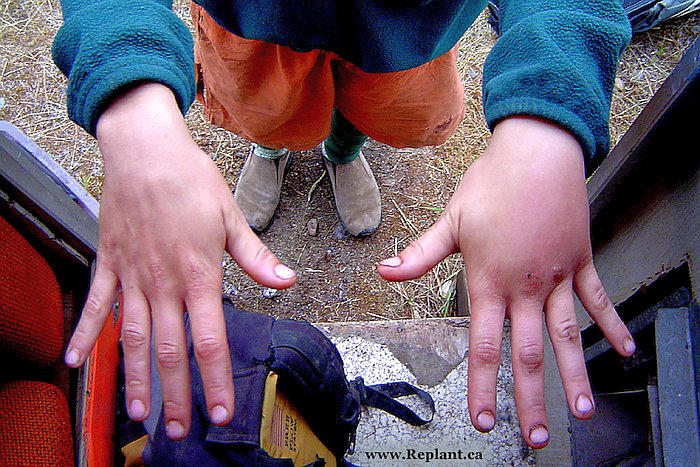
[129,399,146,419]
[576,395,593,414]
[529,425,549,445]
[477,411,495,431]
[65,349,80,366]
[211,405,228,425]
[166,421,185,440]
[379,257,402,268]
[623,337,636,355]
[274,264,296,280]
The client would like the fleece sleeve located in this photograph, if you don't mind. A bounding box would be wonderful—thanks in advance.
[52,0,195,136]
[482,0,631,174]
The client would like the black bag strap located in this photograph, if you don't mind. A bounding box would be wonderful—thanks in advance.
[352,377,436,426]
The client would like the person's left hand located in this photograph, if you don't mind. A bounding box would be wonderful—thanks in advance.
[377,116,635,449]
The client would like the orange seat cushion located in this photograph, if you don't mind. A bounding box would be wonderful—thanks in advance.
[0,215,63,367]
[0,380,74,466]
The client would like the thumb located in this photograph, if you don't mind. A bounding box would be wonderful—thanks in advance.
[224,206,297,289]
[377,216,458,282]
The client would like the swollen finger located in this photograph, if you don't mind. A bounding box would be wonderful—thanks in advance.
[152,302,191,440]
[574,261,635,357]
[120,288,152,421]
[510,301,549,449]
[544,280,594,420]
[467,294,506,433]
[186,291,234,426]
[65,263,119,367]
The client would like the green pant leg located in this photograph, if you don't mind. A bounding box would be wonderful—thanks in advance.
[323,109,368,164]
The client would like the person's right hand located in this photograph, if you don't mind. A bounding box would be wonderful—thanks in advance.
[62,83,297,440]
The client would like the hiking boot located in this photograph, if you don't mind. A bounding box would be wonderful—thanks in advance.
[234,145,291,232]
[322,144,381,236]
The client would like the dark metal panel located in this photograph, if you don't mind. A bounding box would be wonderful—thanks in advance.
[570,390,652,466]
[647,383,664,467]
[655,307,700,466]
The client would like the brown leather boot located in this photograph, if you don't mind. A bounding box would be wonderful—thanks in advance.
[234,145,291,232]
[322,144,381,236]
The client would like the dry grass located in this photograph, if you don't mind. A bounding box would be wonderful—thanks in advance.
[1,0,103,193]
[610,16,700,145]
[1,0,698,321]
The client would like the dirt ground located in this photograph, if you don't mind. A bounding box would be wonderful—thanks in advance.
[1,1,699,322]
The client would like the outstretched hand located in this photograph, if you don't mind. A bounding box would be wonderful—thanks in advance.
[63,83,297,439]
[378,116,634,448]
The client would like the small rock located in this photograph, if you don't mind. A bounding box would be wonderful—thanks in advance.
[334,223,348,240]
[382,176,397,187]
[325,246,338,259]
[262,288,278,299]
[614,77,625,91]
[307,218,318,236]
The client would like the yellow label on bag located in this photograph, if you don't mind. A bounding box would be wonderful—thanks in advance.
[120,435,148,467]
[260,372,337,466]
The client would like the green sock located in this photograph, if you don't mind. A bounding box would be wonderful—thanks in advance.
[253,144,287,159]
[323,109,368,164]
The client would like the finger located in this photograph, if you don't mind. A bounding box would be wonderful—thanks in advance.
[467,293,506,433]
[544,280,594,420]
[152,302,191,440]
[224,206,297,289]
[510,300,549,449]
[120,288,152,421]
[186,290,234,426]
[377,216,458,282]
[65,262,119,367]
[574,261,635,357]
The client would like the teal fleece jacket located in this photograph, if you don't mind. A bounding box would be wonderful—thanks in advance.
[51,0,631,174]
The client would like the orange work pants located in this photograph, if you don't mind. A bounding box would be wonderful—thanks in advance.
[192,4,465,151]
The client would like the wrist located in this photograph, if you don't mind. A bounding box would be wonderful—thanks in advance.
[96,82,185,141]
[489,116,585,176]
[96,83,197,172]
[493,116,581,152]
